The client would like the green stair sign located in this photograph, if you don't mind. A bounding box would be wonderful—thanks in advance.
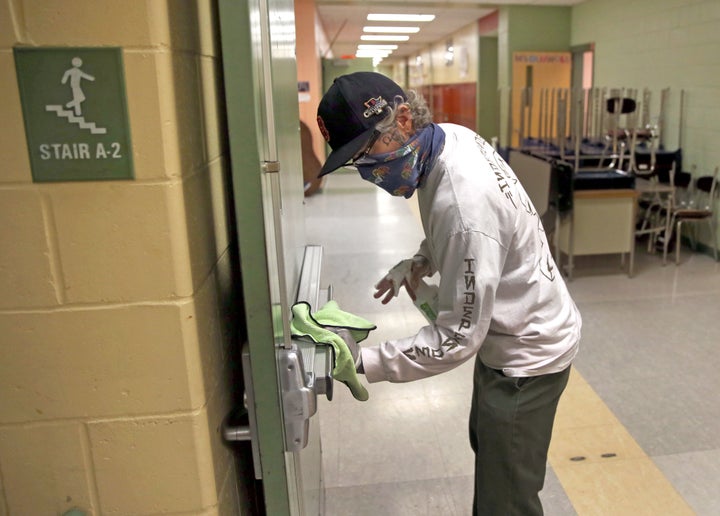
[14,47,133,182]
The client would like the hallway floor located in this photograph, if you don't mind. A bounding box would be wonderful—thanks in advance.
[305,170,720,516]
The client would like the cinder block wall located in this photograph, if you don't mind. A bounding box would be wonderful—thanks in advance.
[572,0,720,265]
[0,1,240,514]
[572,0,720,172]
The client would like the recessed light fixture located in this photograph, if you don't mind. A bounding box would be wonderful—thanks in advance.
[361,35,410,42]
[356,50,392,58]
[367,14,435,22]
[363,26,420,34]
[358,44,399,50]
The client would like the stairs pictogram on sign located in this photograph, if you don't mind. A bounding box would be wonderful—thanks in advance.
[45,104,107,134]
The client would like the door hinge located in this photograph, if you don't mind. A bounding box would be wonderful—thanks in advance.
[262,160,280,173]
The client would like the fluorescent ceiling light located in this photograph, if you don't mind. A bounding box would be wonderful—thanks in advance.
[361,35,410,42]
[358,44,398,50]
[356,54,391,60]
[356,50,392,57]
[356,48,392,54]
[367,14,435,22]
[363,26,420,34]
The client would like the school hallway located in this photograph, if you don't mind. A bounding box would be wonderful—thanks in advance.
[305,170,720,516]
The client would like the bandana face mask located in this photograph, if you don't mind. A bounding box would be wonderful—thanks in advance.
[354,135,423,198]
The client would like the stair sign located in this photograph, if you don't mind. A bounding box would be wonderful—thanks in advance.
[14,47,133,182]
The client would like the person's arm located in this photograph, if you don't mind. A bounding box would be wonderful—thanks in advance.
[414,239,434,275]
[361,230,504,383]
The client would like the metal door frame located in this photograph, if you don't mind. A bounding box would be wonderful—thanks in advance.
[218,1,329,514]
[218,1,293,513]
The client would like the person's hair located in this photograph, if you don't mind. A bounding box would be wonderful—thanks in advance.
[375,89,433,134]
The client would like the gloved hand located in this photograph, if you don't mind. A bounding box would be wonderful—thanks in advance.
[332,328,363,372]
[405,255,432,299]
[374,256,432,304]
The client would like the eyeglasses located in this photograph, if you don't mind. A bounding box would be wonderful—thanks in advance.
[351,130,381,163]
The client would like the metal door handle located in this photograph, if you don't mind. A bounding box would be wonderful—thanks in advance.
[221,406,251,442]
[221,246,335,479]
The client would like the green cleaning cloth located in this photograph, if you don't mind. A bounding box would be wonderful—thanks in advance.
[290,300,376,401]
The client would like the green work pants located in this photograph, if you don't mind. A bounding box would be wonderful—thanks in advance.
[469,356,571,515]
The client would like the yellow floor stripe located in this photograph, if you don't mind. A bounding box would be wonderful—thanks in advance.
[408,197,693,514]
[550,368,693,514]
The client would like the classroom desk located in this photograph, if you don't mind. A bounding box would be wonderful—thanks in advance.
[557,188,639,279]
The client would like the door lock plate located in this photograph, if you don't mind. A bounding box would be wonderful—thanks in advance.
[279,345,316,452]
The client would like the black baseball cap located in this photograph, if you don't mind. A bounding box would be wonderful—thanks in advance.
[316,72,406,177]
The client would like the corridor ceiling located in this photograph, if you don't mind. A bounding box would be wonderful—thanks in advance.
[316,0,587,62]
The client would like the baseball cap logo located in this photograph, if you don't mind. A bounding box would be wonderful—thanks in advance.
[317,115,330,142]
[363,96,388,118]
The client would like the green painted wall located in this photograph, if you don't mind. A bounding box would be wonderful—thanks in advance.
[506,6,571,55]
[477,36,499,141]
[571,0,720,170]
[497,6,571,146]
[571,0,720,251]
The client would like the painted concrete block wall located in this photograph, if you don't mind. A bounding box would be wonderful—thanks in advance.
[506,5,572,56]
[428,22,479,86]
[478,36,500,142]
[572,0,720,170]
[0,1,239,514]
[404,21,478,89]
[572,0,720,246]
[496,7,572,93]
[496,6,572,146]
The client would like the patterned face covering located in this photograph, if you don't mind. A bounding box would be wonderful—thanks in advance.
[355,124,445,198]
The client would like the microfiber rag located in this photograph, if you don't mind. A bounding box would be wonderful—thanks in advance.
[290,300,376,401]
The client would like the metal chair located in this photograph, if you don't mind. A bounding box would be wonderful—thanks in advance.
[635,171,672,258]
[634,160,689,263]
[602,95,636,170]
[666,166,719,264]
